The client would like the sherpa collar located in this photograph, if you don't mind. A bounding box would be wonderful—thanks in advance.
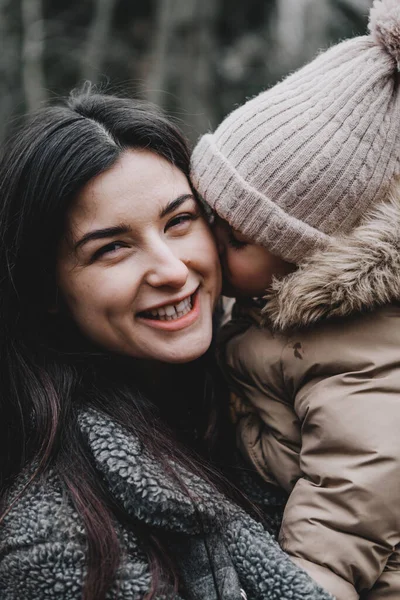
[78,409,233,535]
[263,190,400,330]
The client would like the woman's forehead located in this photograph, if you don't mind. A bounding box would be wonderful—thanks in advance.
[66,149,191,234]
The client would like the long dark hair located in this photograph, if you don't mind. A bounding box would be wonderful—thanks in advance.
[0,88,236,599]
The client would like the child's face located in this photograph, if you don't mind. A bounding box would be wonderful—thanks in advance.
[214,217,294,298]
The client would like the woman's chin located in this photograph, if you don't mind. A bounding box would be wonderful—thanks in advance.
[158,330,213,364]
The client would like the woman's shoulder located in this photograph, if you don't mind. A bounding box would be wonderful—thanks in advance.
[0,469,86,599]
[1,468,82,547]
[0,468,150,600]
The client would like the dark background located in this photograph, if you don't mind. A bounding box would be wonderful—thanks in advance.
[1,0,373,144]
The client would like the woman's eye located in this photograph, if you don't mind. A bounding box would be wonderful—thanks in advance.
[227,230,248,250]
[166,213,198,232]
[91,242,126,262]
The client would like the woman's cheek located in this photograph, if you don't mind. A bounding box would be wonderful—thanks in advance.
[201,235,222,288]
[91,264,141,306]
[60,267,120,316]
[200,223,221,264]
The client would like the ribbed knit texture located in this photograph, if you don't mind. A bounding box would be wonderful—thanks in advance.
[191,0,400,264]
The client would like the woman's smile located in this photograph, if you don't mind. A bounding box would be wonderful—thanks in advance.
[137,287,200,330]
[56,149,222,363]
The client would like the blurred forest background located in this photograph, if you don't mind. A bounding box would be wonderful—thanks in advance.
[1,0,373,144]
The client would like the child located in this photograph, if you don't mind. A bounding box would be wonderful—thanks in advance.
[191,1,400,599]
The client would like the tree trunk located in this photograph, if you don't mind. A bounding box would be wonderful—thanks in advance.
[21,0,46,112]
[0,0,19,141]
[81,0,117,84]
[273,0,331,74]
[145,0,219,143]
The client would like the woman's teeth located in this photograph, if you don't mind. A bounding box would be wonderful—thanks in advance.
[142,296,192,321]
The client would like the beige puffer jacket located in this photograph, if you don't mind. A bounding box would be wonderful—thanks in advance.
[219,194,400,600]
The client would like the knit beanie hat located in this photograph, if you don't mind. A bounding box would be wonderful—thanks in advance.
[191,0,400,264]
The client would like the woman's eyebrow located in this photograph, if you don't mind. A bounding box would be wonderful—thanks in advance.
[159,194,195,218]
[73,194,194,251]
[74,224,132,251]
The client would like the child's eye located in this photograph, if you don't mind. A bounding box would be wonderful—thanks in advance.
[91,241,126,262]
[227,230,248,250]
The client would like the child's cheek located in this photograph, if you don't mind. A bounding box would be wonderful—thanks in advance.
[226,250,251,285]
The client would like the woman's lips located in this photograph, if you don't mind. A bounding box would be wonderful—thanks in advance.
[137,288,200,331]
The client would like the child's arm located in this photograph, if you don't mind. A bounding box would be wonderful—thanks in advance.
[222,318,400,599]
[280,361,400,600]
[220,326,302,494]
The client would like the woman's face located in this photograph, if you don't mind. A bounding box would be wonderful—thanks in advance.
[56,149,221,363]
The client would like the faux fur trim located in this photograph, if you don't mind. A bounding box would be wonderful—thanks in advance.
[263,188,400,330]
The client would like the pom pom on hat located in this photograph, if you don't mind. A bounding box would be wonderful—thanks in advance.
[369,0,400,65]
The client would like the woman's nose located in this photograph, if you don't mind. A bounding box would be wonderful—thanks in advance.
[145,243,189,289]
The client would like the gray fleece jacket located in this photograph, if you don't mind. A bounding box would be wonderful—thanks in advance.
[0,409,332,599]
